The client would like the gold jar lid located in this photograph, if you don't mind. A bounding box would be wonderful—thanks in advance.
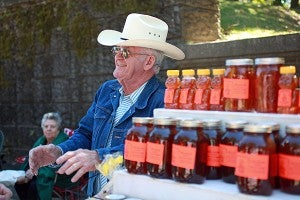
[257,122,280,132]
[243,124,269,133]
[203,119,222,127]
[154,117,177,126]
[132,117,154,124]
[225,120,248,129]
[179,119,203,128]
[286,124,300,134]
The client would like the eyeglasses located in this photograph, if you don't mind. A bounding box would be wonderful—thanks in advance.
[111,47,151,59]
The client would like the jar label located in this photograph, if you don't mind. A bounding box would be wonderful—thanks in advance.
[277,89,292,107]
[207,146,220,167]
[219,144,237,167]
[223,78,249,99]
[235,152,269,180]
[210,89,221,105]
[164,89,175,104]
[179,89,189,103]
[124,140,147,162]
[279,153,300,180]
[171,144,196,169]
[146,142,164,166]
[194,89,204,104]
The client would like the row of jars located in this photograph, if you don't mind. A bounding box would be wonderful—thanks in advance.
[164,57,300,114]
[124,117,300,196]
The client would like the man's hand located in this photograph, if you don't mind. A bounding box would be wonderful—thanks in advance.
[29,144,62,175]
[56,149,101,182]
[0,183,13,200]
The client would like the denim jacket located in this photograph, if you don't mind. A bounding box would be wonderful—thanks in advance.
[58,75,165,196]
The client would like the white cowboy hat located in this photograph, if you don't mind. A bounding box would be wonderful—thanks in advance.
[97,13,185,60]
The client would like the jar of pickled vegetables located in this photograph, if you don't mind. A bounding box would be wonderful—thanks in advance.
[254,57,285,113]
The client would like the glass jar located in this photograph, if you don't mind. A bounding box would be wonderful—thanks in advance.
[220,120,247,184]
[124,117,154,174]
[277,66,298,114]
[147,118,177,179]
[210,68,225,111]
[236,124,276,196]
[164,70,181,109]
[179,69,196,110]
[194,69,211,110]
[202,119,223,180]
[224,59,254,112]
[254,57,285,113]
[279,124,300,194]
[172,119,207,184]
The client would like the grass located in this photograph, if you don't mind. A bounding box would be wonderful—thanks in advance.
[220,0,300,40]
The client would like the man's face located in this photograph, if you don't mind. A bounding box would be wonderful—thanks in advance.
[112,46,152,82]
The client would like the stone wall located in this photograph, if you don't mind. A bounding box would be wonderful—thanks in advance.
[0,0,220,163]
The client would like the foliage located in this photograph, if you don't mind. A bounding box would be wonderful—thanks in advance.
[220,0,300,40]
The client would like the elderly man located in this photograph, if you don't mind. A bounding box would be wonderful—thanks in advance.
[29,13,185,197]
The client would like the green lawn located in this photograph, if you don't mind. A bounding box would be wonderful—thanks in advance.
[220,0,300,40]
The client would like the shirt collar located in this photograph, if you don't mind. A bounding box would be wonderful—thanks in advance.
[118,81,148,104]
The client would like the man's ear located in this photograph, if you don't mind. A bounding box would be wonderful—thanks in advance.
[144,55,156,71]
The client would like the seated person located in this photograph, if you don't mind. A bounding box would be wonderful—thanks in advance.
[0,183,13,200]
[14,112,77,200]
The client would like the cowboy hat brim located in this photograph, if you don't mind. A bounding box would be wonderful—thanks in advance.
[97,30,185,60]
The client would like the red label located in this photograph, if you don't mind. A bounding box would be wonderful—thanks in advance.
[210,89,221,105]
[279,153,300,180]
[219,144,237,168]
[207,146,220,167]
[146,142,164,166]
[277,89,292,107]
[164,89,175,104]
[124,140,147,162]
[235,152,269,180]
[179,89,189,103]
[171,144,196,169]
[223,78,249,99]
[194,89,204,104]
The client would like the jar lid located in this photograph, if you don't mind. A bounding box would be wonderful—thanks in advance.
[154,117,177,125]
[257,122,280,132]
[182,69,195,76]
[197,69,210,76]
[212,68,225,75]
[225,58,253,66]
[167,70,180,76]
[243,124,269,133]
[225,120,248,129]
[132,117,154,124]
[286,124,300,134]
[280,66,296,74]
[203,119,222,127]
[105,194,126,200]
[179,119,203,128]
[254,57,285,65]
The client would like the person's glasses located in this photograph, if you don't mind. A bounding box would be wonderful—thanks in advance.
[111,47,150,59]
